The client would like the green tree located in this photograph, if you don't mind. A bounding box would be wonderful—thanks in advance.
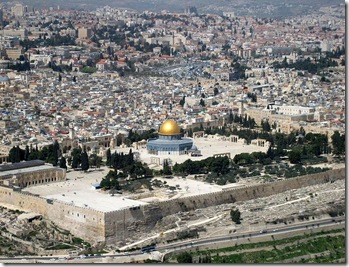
[233,153,254,165]
[176,252,193,263]
[214,87,219,96]
[81,67,97,74]
[288,148,302,164]
[100,176,111,189]
[162,160,172,175]
[187,128,193,138]
[59,156,67,169]
[81,151,89,172]
[24,145,30,161]
[108,171,121,190]
[331,131,345,156]
[8,146,24,163]
[179,96,186,107]
[209,156,230,175]
[261,119,271,132]
[266,146,274,160]
[52,140,60,166]
[72,155,80,169]
[230,208,241,224]
[101,170,121,190]
[127,149,134,165]
[106,148,112,167]
[71,147,82,169]
[199,98,205,107]
[89,153,102,169]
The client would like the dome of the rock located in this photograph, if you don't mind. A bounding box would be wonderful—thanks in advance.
[147,119,194,156]
[158,120,181,136]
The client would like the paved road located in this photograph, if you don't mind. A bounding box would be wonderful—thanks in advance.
[156,216,345,251]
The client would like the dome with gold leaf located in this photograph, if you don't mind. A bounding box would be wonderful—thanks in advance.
[158,119,181,136]
[147,119,194,155]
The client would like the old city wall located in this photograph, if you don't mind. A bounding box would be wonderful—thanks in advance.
[0,168,345,245]
[0,187,49,214]
[0,186,105,244]
[104,204,164,245]
[103,168,345,244]
[155,168,345,216]
[46,200,105,244]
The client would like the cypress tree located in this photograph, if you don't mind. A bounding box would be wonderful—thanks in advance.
[72,155,80,169]
[24,145,30,161]
[59,156,67,169]
[16,145,21,162]
[81,151,89,172]
[106,148,111,167]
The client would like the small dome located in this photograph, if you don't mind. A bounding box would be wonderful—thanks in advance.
[159,119,181,136]
[191,145,198,150]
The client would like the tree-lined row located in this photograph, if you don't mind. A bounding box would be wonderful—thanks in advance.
[172,156,230,176]
[273,56,339,74]
[105,148,152,178]
[8,141,60,165]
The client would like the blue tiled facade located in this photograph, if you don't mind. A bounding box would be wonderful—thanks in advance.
[147,134,193,155]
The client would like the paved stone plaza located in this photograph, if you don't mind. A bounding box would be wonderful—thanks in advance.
[120,137,269,168]
[22,138,269,211]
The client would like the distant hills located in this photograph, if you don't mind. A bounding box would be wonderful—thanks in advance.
[1,0,343,17]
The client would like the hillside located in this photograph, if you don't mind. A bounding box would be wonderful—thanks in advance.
[2,0,343,18]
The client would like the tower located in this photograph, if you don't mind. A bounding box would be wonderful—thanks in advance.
[238,96,246,116]
[69,124,75,139]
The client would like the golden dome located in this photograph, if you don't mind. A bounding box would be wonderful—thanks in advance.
[158,119,181,135]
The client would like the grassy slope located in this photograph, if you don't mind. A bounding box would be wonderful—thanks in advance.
[171,228,345,263]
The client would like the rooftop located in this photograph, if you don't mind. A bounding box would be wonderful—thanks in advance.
[0,165,58,177]
[22,168,149,212]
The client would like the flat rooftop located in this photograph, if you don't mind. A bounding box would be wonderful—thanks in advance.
[0,160,45,172]
[22,168,149,212]
[0,165,58,177]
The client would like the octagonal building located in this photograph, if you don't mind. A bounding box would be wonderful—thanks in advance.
[147,119,194,155]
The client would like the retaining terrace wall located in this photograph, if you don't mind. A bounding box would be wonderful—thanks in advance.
[0,186,105,244]
[0,168,345,245]
[103,168,345,244]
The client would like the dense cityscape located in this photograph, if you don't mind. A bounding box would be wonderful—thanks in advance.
[0,1,345,264]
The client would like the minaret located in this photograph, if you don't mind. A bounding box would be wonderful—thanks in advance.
[110,137,115,149]
[238,95,244,116]
[69,123,75,139]
[240,99,243,115]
